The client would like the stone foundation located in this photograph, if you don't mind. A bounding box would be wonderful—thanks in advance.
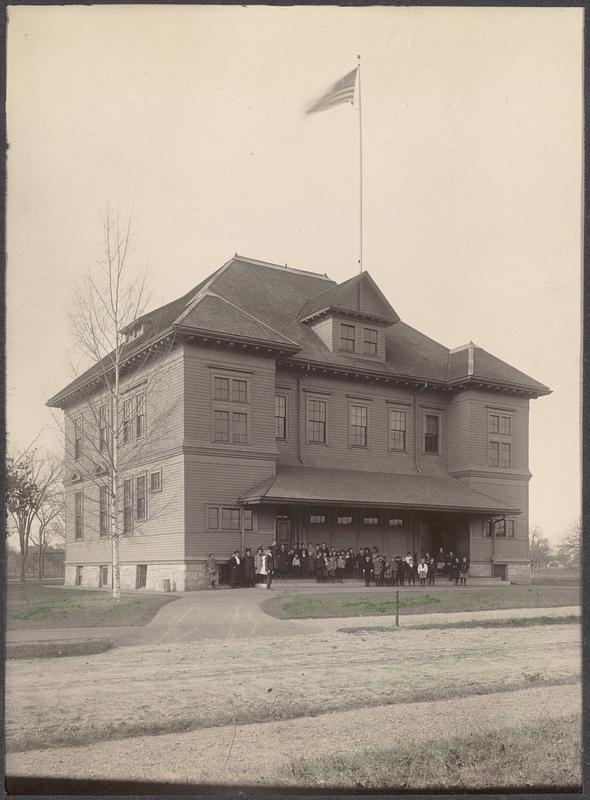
[507,562,531,583]
[469,562,492,578]
[65,561,209,591]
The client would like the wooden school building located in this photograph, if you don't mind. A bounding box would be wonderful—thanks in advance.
[48,255,550,590]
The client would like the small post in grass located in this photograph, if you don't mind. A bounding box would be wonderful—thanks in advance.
[395,590,400,627]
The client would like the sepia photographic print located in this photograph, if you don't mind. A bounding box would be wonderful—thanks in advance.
[5,4,583,795]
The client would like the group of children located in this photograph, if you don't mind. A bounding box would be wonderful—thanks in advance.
[207,543,471,589]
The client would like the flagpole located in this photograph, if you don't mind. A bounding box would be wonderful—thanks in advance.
[357,54,363,275]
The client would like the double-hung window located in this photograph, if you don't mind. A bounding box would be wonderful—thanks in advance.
[363,328,378,356]
[349,404,368,448]
[340,324,356,352]
[488,412,512,468]
[74,492,83,540]
[389,408,406,451]
[123,479,133,534]
[307,399,327,444]
[123,399,132,444]
[136,475,147,521]
[275,395,287,439]
[424,414,440,454]
[135,392,145,439]
[74,417,83,460]
[212,373,249,445]
[99,403,108,452]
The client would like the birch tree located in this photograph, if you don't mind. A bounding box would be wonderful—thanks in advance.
[66,211,151,602]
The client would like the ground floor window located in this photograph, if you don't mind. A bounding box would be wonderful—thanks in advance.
[75,565,83,586]
[99,564,109,587]
[136,564,147,589]
[484,519,516,538]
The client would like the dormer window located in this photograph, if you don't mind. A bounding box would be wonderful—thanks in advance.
[340,324,356,352]
[125,324,144,343]
[363,328,378,356]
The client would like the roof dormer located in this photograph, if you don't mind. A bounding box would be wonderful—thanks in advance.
[298,271,399,359]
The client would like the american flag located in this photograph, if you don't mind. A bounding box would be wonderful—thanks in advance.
[306,67,358,114]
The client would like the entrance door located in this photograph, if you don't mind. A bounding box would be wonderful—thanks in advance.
[276,518,290,546]
[493,563,507,581]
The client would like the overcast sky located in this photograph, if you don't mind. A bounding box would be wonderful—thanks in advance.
[7,6,582,543]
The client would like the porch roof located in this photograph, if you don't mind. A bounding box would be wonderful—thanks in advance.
[238,466,519,515]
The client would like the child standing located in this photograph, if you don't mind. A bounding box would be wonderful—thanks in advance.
[207,553,218,589]
[336,552,346,583]
[417,558,428,586]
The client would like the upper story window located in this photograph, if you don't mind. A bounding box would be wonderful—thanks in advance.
[307,399,327,444]
[135,392,145,439]
[74,417,83,461]
[488,412,512,468]
[123,479,133,534]
[388,409,406,451]
[363,328,378,356]
[349,404,368,448]
[424,414,440,454]
[150,469,162,493]
[99,404,108,453]
[275,395,287,440]
[211,373,250,446]
[340,323,356,352]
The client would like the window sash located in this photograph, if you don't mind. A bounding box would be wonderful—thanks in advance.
[499,442,511,468]
[99,486,109,536]
[74,418,82,460]
[424,415,439,453]
[213,377,230,401]
[123,399,132,444]
[349,405,368,448]
[232,412,247,444]
[310,514,327,524]
[221,508,240,530]
[74,492,83,540]
[135,392,145,439]
[275,395,287,439]
[213,410,230,442]
[500,416,511,435]
[136,475,146,521]
[232,379,247,403]
[363,516,379,526]
[389,409,407,450]
[337,515,353,525]
[243,510,253,531]
[489,441,500,467]
[123,479,133,533]
[208,506,219,530]
[307,400,327,443]
[340,324,356,352]
[363,328,378,356]
[150,471,162,493]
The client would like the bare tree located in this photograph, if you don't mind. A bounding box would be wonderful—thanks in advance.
[557,520,581,569]
[34,479,65,582]
[6,449,62,584]
[529,527,552,574]
[58,209,177,601]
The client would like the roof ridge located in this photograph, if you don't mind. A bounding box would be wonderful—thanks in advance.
[233,253,334,281]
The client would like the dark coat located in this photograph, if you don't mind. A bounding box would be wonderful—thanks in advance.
[242,554,255,581]
[228,556,241,585]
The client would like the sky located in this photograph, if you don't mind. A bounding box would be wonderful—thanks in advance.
[6,5,583,544]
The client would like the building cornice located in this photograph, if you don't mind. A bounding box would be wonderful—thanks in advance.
[450,469,532,481]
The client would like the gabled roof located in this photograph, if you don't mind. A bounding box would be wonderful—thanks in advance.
[298,271,400,325]
[239,465,519,515]
[47,254,550,408]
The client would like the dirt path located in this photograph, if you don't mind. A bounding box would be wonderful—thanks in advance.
[6,621,580,753]
[8,684,580,787]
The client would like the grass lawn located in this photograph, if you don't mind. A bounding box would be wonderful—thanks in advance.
[6,583,177,630]
[276,714,581,791]
[262,585,580,620]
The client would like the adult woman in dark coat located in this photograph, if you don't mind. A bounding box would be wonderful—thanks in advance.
[228,551,242,588]
[242,548,255,587]
[362,554,374,587]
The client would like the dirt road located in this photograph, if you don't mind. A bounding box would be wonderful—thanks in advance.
[8,684,580,787]
[6,620,580,755]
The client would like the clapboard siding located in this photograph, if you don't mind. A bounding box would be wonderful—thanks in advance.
[310,317,333,351]
[183,343,278,455]
[466,477,529,563]
[184,454,275,560]
[274,369,447,475]
[65,453,185,564]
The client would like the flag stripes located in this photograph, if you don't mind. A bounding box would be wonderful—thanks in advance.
[306,67,358,113]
